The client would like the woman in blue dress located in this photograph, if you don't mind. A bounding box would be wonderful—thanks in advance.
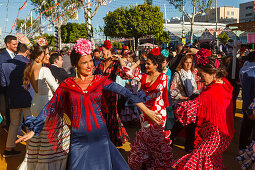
[16,38,162,170]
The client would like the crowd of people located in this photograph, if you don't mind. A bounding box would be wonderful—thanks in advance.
[0,33,254,170]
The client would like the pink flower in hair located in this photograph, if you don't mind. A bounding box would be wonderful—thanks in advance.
[74,38,93,56]
[214,59,220,69]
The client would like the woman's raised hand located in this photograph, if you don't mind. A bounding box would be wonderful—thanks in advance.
[15,131,35,144]
[16,33,31,46]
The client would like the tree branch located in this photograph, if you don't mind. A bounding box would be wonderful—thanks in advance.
[169,1,192,23]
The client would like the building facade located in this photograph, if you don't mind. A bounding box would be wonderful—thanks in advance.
[239,1,255,23]
[194,6,239,24]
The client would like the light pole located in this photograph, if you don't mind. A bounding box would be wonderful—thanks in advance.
[215,0,218,51]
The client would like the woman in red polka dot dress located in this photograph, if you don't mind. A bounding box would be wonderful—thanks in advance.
[172,49,234,170]
[124,48,173,170]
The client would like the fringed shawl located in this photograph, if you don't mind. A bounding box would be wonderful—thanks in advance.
[198,78,234,139]
[43,75,112,150]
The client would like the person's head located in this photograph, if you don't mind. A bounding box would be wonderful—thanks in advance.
[196,49,227,85]
[127,52,135,62]
[70,38,93,77]
[176,44,184,54]
[146,48,164,73]
[23,44,49,89]
[41,46,50,64]
[176,54,194,72]
[102,40,112,60]
[67,49,71,56]
[60,50,66,57]
[17,43,29,58]
[4,35,18,52]
[93,48,101,60]
[121,46,129,56]
[245,51,255,62]
[50,53,63,67]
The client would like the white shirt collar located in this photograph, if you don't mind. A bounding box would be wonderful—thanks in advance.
[6,48,15,59]
[52,64,59,68]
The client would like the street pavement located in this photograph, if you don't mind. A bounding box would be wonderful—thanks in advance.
[0,100,243,170]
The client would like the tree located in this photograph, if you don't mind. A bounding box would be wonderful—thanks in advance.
[79,0,105,40]
[32,33,56,50]
[61,23,88,43]
[155,31,171,45]
[218,32,229,44]
[16,19,40,33]
[112,42,123,50]
[31,0,80,50]
[104,3,164,50]
[168,0,214,43]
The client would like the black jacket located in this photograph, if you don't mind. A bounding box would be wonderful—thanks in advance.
[49,65,70,84]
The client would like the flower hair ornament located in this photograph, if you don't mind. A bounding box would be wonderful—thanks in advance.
[150,47,161,56]
[74,38,93,56]
[214,59,220,69]
[195,48,211,66]
[161,49,169,58]
[103,40,112,50]
[37,37,48,46]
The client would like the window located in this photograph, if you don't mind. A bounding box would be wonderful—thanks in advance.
[231,11,234,16]
[246,13,253,17]
[246,6,253,10]
[227,11,230,15]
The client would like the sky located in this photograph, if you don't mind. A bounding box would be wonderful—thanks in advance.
[0,0,253,43]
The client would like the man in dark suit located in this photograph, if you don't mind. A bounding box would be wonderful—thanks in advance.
[0,35,18,129]
[0,43,34,157]
[49,53,69,84]
[239,53,255,150]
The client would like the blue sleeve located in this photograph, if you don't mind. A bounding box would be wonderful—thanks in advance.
[103,82,149,104]
[0,66,7,87]
[24,87,65,136]
[242,72,252,115]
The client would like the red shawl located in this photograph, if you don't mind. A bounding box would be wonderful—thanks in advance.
[198,78,234,139]
[44,76,112,149]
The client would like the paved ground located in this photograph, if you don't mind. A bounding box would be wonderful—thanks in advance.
[0,100,243,170]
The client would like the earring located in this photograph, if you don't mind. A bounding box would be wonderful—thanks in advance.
[35,57,40,63]
[75,67,78,78]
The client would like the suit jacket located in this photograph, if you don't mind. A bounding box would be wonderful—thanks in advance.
[242,67,255,115]
[49,65,69,84]
[0,49,12,64]
[62,54,73,74]
[0,55,34,109]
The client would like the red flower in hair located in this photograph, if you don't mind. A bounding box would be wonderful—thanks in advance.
[150,47,161,56]
[195,48,211,66]
[103,40,112,50]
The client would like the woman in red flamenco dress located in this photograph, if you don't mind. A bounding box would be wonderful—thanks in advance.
[172,50,234,170]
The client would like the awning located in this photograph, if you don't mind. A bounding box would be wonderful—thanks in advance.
[227,21,255,32]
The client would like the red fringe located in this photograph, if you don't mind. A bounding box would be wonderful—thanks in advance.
[198,78,234,139]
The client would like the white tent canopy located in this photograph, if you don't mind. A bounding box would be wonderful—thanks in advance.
[164,22,226,37]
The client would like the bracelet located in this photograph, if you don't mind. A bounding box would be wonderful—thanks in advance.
[27,41,32,48]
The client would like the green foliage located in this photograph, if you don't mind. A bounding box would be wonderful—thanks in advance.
[104,3,164,46]
[61,23,88,43]
[155,31,171,44]
[33,33,56,49]
[218,32,229,44]
[112,42,123,50]
[16,19,40,33]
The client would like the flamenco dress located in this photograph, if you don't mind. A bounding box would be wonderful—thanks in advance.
[25,75,146,170]
[172,78,234,170]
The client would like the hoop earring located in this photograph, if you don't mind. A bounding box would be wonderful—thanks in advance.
[35,57,40,63]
